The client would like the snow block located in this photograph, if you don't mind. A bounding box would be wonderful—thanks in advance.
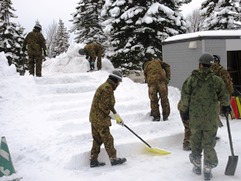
[0,136,16,177]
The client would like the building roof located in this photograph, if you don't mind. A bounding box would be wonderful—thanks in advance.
[162,30,241,45]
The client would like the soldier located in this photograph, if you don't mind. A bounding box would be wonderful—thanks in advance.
[89,70,127,167]
[179,53,230,180]
[143,58,171,121]
[211,54,234,95]
[177,100,191,151]
[22,22,47,77]
[79,42,104,71]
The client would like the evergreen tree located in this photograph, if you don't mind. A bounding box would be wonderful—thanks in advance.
[201,0,241,30]
[51,19,70,58]
[105,0,188,73]
[0,0,27,75]
[70,0,106,44]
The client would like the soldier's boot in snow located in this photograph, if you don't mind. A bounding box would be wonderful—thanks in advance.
[90,160,106,168]
[203,165,213,180]
[152,117,160,121]
[183,144,191,151]
[189,154,201,175]
[111,158,127,166]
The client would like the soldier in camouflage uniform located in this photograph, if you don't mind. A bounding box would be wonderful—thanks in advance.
[211,54,234,95]
[143,58,171,121]
[89,70,127,167]
[79,42,104,71]
[177,100,191,151]
[22,23,47,77]
[179,53,230,180]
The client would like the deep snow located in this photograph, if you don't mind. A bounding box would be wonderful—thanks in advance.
[0,44,240,181]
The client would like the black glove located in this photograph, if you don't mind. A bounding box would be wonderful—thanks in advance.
[180,110,189,121]
[44,50,47,56]
[221,106,231,116]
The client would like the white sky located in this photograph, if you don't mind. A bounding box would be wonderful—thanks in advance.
[11,0,79,34]
[11,0,204,35]
[0,43,241,181]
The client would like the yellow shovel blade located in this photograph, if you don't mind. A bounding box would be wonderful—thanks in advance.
[146,147,171,155]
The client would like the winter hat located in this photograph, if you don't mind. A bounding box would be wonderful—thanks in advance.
[34,23,42,31]
[199,53,214,65]
[213,55,221,64]
[78,48,85,55]
[109,70,123,83]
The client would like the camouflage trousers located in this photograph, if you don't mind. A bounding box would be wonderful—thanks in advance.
[190,128,218,167]
[148,81,170,119]
[182,120,191,147]
[28,54,42,77]
[90,124,116,161]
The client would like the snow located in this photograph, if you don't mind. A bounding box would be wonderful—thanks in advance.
[163,30,241,43]
[0,44,241,181]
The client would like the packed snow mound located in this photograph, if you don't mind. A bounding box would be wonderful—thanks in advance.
[42,43,114,75]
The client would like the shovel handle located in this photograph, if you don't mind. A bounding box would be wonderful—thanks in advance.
[124,124,152,148]
[225,115,235,156]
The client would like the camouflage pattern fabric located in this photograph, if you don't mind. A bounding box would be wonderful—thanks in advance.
[180,67,230,168]
[89,78,118,160]
[143,59,170,119]
[23,28,46,76]
[84,42,104,70]
[177,100,191,147]
[90,124,116,160]
[211,63,234,95]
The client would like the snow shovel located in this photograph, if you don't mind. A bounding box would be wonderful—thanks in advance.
[123,124,171,155]
[224,115,238,176]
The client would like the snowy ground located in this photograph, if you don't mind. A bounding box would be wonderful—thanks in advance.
[0,45,241,181]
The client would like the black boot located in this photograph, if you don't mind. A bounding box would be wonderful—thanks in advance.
[204,165,213,180]
[111,158,127,166]
[90,160,106,168]
[189,154,201,175]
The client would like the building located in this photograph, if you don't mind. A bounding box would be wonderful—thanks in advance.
[162,30,241,91]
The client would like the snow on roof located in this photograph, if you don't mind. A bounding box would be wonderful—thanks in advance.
[163,30,241,43]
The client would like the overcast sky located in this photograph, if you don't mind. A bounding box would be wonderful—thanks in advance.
[11,0,204,35]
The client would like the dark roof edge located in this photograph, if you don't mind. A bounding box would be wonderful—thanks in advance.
[162,36,241,45]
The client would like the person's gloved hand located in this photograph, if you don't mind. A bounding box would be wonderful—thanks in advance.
[221,105,231,116]
[109,111,124,126]
[180,110,189,121]
[115,114,124,126]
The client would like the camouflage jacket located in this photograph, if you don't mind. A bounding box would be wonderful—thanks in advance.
[23,29,46,56]
[143,59,170,85]
[84,43,103,62]
[211,63,234,95]
[180,67,230,130]
[89,78,118,127]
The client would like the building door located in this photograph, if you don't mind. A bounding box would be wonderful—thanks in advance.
[227,51,241,92]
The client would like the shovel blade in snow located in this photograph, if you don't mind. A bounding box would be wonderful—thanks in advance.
[146,147,171,155]
[225,155,238,176]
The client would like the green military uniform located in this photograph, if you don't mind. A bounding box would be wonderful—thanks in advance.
[23,26,46,77]
[180,67,230,168]
[143,59,171,120]
[84,42,104,70]
[89,78,118,161]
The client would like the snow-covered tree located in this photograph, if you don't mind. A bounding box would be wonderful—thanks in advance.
[186,9,203,32]
[70,0,106,44]
[104,0,188,73]
[51,19,70,58]
[201,0,241,30]
[45,20,58,58]
[0,0,27,74]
